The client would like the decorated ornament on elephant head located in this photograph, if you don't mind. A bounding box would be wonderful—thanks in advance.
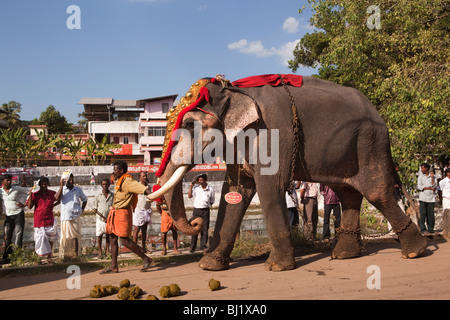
[156,77,213,177]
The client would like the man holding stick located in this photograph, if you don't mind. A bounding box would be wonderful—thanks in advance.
[100,161,154,274]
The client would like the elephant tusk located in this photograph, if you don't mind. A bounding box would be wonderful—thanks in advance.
[147,165,189,201]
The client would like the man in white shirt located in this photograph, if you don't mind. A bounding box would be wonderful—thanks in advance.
[56,173,87,257]
[439,168,450,210]
[300,181,319,240]
[188,174,214,252]
[132,172,152,253]
[1,175,29,263]
[417,163,437,234]
[286,181,299,228]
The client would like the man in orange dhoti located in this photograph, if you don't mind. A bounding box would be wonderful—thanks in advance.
[152,184,181,255]
[101,161,154,274]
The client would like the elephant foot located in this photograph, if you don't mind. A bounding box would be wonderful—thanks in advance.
[264,251,295,272]
[396,220,427,259]
[331,228,362,259]
[198,252,230,271]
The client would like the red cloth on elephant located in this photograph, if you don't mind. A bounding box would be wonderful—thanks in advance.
[231,74,303,88]
[151,184,164,204]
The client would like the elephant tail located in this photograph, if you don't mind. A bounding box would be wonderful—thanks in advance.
[396,170,421,218]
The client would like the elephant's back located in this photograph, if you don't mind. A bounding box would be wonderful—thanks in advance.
[293,76,390,179]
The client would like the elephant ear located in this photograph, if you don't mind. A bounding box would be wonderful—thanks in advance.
[222,89,260,144]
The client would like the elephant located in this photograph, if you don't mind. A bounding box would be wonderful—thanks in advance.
[148,74,427,271]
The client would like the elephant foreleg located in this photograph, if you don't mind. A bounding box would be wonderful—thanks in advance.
[255,177,295,271]
[198,178,256,271]
[332,187,364,259]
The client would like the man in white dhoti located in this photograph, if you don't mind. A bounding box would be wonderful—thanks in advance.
[26,177,59,264]
[132,172,152,253]
[56,173,87,258]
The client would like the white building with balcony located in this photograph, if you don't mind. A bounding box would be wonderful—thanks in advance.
[137,95,177,165]
[79,95,177,165]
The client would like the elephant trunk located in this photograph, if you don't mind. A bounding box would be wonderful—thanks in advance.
[148,164,202,236]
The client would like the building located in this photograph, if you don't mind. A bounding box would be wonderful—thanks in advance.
[137,95,177,165]
[79,95,177,165]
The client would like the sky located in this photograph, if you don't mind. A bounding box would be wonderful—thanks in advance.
[0,0,317,124]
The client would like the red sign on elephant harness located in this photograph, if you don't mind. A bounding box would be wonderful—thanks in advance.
[225,192,243,204]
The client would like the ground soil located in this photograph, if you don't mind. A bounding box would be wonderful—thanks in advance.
[0,237,448,302]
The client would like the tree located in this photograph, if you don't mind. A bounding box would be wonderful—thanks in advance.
[0,101,23,129]
[64,136,86,166]
[52,134,72,167]
[85,135,119,165]
[35,105,73,134]
[289,0,449,187]
[77,112,89,133]
[0,128,27,166]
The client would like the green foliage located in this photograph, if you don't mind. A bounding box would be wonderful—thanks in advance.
[0,101,23,129]
[7,245,41,268]
[0,127,117,167]
[0,128,28,166]
[290,0,450,188]
[35,105,73,134]
[360,198,384,232]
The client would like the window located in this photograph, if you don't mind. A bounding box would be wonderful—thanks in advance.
[162,103,169,113]
[148,127,166,136]
[123,137,129,144]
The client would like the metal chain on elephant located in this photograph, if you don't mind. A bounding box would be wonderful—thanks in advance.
[335,227,365,250]
[278,75,301,193]
[203,251,230,265]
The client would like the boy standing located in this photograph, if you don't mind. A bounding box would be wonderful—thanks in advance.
[93,179,113,258]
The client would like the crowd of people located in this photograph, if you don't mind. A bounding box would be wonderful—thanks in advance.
[285,181,341,242]
[0,161,183,272]
[0,159,449,271]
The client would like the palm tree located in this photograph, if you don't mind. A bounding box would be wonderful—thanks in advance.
[83,138,98,165]
[64,136,86,166]
[52,134,72,166]
[0,128,27,166]
[0,101,23,129]
[84,135,119,165]
[94,135,119,165]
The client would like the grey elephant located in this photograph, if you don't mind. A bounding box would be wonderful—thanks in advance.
[148,74,427,271]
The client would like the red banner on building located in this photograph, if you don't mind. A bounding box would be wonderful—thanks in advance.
[128,163,226,173]
[111,144,133,155]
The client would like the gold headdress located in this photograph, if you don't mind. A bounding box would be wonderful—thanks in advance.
[156,78,211,177]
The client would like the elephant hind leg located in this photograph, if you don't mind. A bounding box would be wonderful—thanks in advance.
[363,191,427,259]
[332,186,363,259]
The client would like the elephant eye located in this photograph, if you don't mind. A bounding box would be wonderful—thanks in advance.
[181,118,196,136]
[183,118,195,130]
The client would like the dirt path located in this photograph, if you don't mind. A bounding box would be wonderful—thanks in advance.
[0,238,449,302]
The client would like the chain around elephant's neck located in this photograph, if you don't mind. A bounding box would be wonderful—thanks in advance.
[279,74,301,192]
